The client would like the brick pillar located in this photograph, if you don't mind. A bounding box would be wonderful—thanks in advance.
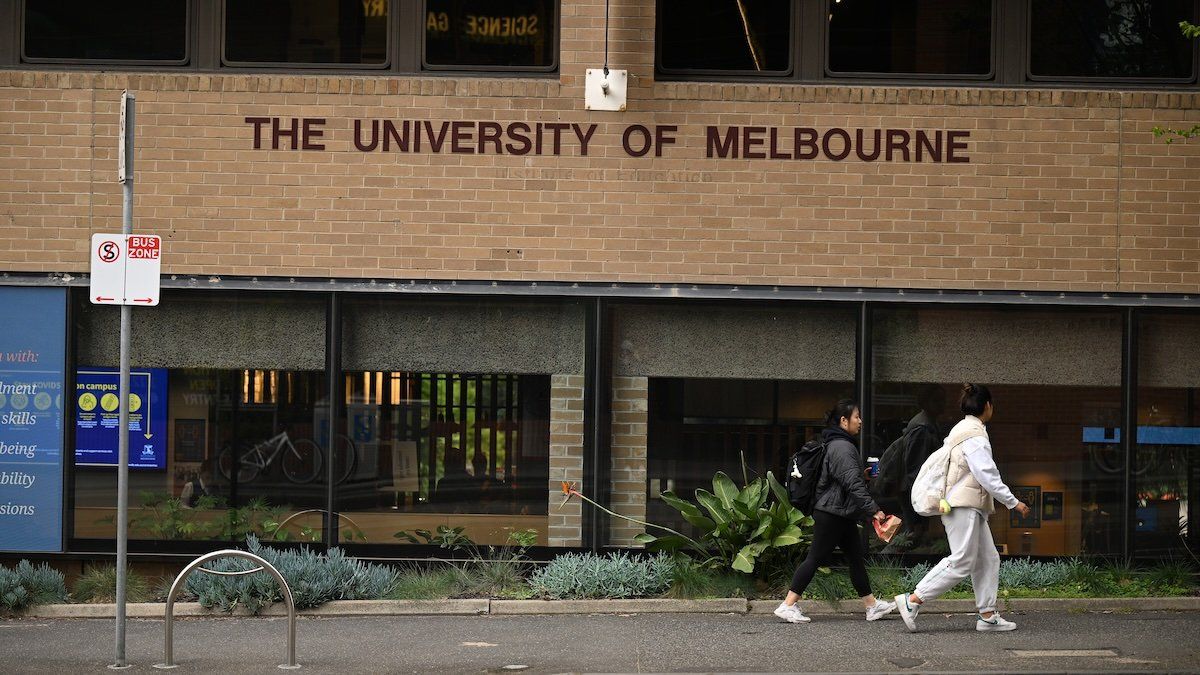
[547,374,585,546]
[609,376,648,546]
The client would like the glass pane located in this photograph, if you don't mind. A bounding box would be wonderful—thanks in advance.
[425,0,555,68]
[339,297,584,548]
[1135,313,1200,558]
[828,0,992,75]
[658,0,792,72]
[72,292,328,546]
[225,0,388,65]
[871,307,1124,557]
[24,0,187,61]
[1030,0,1195,78]
[610,302,857,547]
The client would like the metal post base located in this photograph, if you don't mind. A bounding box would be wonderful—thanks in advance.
[107,664,134,670]
[152,664,178,670]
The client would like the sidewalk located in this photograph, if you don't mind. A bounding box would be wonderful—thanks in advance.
[2,609,1198,673]
[19,594,1200,618]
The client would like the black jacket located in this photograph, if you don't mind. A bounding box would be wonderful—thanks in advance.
[813,427,881,520]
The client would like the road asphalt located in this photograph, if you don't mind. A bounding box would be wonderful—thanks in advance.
[0,609,1197,673]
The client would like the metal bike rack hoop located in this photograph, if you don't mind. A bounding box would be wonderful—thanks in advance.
[154,549,299,670]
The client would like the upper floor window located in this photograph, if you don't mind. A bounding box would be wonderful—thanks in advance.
[424,0,556,70]
[1029,0,1196,80]
[23,0,188,63]
[224,0,390,66]
[827,0,993,77]
[657,0,793,75]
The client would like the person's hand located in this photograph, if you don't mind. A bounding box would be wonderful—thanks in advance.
[873,510,887,522]
[1015,502,1030,518]
[863,467,873,482]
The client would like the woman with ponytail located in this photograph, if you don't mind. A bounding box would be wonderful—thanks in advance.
[895,384,1031,633]
[774,399,895,624]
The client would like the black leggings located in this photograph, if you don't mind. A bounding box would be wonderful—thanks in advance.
[789,510,872,597]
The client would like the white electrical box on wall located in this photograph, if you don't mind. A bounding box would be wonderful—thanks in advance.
[585,68,627,112]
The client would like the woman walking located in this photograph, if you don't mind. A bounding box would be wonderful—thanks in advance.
[774,399,895,624]
[895,383,1031,633]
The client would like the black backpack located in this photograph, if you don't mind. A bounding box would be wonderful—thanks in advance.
[785,437,827,514]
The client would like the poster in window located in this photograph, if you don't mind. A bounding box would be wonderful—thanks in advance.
[174,419,206,463]
[1042,491,1063,521]
[1010,486,1041,528]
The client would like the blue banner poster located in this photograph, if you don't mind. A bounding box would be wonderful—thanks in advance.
[0,287,66,552]
[75,367,168,469]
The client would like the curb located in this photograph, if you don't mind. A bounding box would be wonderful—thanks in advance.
[21,596,1200,619]
[490,599,747,615]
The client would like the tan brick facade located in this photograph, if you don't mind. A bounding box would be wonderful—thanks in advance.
[1,0,1199,293]
[547,373,584,547]
[609,376,648,547]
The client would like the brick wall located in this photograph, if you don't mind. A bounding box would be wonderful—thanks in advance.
[610,376,648,546]
[1,0,1199,293]
[547,373,584,546]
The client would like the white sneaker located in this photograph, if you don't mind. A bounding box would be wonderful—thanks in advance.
[895,594,921,632]
[866,599,896,621]
[976,613,1017,632]
[773,602,811,624]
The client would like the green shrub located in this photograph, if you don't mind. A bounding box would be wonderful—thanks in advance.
[0,561,68,611]
[1146,560,1197,591]
[386,565,462,600]
[665,557,756,599]
[529,552,674,599]
[185,536,398,613]
[998,558,1075,589]
[72,565,150,603]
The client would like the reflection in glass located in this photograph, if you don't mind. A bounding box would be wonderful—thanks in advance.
[425,0,555,68]
[1030,0,1195,78]
[871,307,1124,557]
[828,0,992,75]
[658,0,792,72]
[1135,313,1200,557]
[225,0,388,64]
[24,0,187,61]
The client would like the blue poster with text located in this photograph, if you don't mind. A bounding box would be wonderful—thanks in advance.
[0,286,66,552]
[75,367,168,469]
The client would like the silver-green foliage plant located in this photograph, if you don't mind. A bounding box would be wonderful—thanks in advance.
[635,457,812,575]
[0,560,68,611]
[998,558,1074,589]
[185,535,398,613]
[529,552,674,599]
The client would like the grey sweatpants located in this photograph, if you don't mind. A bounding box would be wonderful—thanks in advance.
[913,507,1000,613]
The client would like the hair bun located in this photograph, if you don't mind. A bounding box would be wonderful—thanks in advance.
[962,383,976,395]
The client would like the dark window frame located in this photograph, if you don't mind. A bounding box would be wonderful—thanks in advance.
[219,0,393,70]
[420,0,559,73]
[19,0,192,67]
[1025,0,1200,85]
[823,0,998,81]
[653,0,798,78]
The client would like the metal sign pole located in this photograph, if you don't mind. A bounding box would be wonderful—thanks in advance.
[112,91,135,670]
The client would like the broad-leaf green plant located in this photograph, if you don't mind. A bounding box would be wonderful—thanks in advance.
[635,455,813,575]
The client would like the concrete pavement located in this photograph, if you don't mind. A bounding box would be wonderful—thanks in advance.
[1,610,1197,673]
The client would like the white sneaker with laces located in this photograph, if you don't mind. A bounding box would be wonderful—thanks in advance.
[976,613,1017,632]
[895,594,921,632]
[866,599,896,621]
[773,602,811,624]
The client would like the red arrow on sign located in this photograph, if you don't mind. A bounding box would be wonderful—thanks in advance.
[132,298,154,304]
[95,296,114,302]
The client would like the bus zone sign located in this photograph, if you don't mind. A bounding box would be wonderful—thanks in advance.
[89,234,161,306]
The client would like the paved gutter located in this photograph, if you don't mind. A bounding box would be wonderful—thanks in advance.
[17,595,1200,619]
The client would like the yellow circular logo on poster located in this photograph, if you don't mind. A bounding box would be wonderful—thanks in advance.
[129,393,142,413]
[100,393,120,412]
[79,392,97,412]
[34,392,52,410]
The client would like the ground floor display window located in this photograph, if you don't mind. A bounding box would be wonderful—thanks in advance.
[609,302,857,545]
[71,291,332,546]
[337,296,583,547]
[870,307,1124,557]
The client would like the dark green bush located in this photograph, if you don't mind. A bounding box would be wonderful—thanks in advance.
[72,565,151,603]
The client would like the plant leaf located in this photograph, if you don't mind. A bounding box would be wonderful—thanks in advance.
[766,471,790,505]
[712,472,739,509]
[660,491,716,531]
[695,489,731,526]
